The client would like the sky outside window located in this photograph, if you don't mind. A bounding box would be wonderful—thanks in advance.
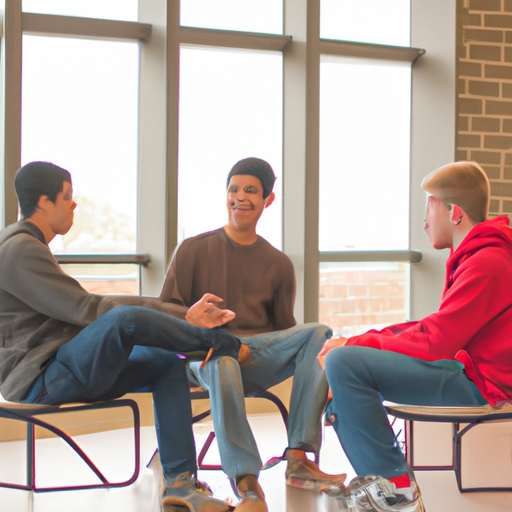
[178,46,283,249]
[21,35,139,254]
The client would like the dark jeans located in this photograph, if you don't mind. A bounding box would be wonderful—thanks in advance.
[325,346,487,479]
[34,305,239,480]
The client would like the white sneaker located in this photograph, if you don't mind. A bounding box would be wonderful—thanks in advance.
[325,475,425,512]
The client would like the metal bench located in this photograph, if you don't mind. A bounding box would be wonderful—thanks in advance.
[383,400,512,493]
[0,399,140,492]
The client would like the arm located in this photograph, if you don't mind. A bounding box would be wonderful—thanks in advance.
[345,248,512,360]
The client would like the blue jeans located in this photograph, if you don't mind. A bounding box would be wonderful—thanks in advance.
[324,346,487,479]
[29,305,240,481]
[189,323,333,479]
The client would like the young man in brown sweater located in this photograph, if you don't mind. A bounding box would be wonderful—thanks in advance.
[160,157,345,512]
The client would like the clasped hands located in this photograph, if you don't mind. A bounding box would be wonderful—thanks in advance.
[184,293,251,366]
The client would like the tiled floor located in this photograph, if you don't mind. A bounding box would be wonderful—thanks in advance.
[0,413,511,511]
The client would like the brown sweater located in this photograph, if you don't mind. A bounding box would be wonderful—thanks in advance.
[160,228,296,336]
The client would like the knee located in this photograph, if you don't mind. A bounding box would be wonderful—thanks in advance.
[304,323,334,345]
[208,355,240,379]
[105,305,136,329]
[206,356,243,392]
[324,346,368,384]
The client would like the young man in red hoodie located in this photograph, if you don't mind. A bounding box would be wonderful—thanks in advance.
[320,161,512,511]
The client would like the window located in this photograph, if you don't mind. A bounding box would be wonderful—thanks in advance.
[178,47,283,249]
[180,0,283,33]
[320,0,410,46]
[22,0,138,21]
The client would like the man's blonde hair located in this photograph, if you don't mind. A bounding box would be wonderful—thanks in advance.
[421,161,490,224]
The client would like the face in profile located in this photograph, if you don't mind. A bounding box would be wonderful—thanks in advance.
[46,181,77,236]
[424,195,454,250]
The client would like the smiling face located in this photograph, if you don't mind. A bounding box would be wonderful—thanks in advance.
[226,174,273,233]
[424,195,454,250]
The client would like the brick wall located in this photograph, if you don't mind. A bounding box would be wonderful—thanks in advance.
[319,264,407,337]
[457,0,512,216]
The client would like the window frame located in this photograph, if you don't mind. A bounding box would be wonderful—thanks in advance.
[1,0,456,323]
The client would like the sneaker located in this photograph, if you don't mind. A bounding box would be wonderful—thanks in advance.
[161,472,234,512]
[325,475,425,512]
[284,449,347,492]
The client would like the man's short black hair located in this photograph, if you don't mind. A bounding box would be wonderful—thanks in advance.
[14,161,71,219]
[226,157,276,199]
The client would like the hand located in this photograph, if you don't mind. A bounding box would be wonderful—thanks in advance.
[185,293,236,329]
[237,343,252,366]
[318,336,347,369]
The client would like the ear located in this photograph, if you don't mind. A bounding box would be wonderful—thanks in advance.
[264,191,275,209]
[36,195,50,213]
[451,204,464,226]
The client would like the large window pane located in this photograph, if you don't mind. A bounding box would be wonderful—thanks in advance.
[180,0,283,34]
[320,262,407,337]
[22,36,139,258]
[321,0,410,47]
[179,47,283,249]
[319,56,411,252]
[22,0,138,21]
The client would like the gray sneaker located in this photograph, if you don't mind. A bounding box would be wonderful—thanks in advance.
[325,475,425,512]
[161,472,234,512]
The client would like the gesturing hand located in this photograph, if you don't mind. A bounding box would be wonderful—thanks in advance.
[185,293,236,329]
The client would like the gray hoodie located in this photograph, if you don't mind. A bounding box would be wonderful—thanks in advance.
[0,221,188,401]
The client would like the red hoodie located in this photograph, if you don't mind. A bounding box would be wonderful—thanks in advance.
[345,216,512,407]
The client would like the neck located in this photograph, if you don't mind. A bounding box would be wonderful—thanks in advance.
[452,217,475,251]
[223,225,257,245]
[25,215,56,244]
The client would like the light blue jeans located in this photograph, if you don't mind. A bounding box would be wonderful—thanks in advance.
[189,323,333,479]
[26,305,240,482]
[324,346,487,479]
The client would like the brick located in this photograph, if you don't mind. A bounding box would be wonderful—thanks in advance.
[468,80,500,96]
[469,44,501,61]
[464,28,503,43]
[482,165,501,179]
[503,83,512,98]
[507,31,512,43]
[485,15,512,29]
[471,150,502,163]
[470,0,501,10]
[505,166,512,179]
[459,134,482,147]
[504,119,512,132]
[466,13,482,26]
[506,47,512,62]
[459,115,470,131]
[458,78,467,95]
[459,61,482,77]
[504,200,512,212]
[489,199,500,213]
[459,97,483,114]
[485,64,512,79]
[456,149,469,161]
[457,45,467,60]
[486,99,512,115]
[491,181,512,196]
[507,0,512,12]
[484,134,512,149]
[507,153,512,164]
[472,116,500,132]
